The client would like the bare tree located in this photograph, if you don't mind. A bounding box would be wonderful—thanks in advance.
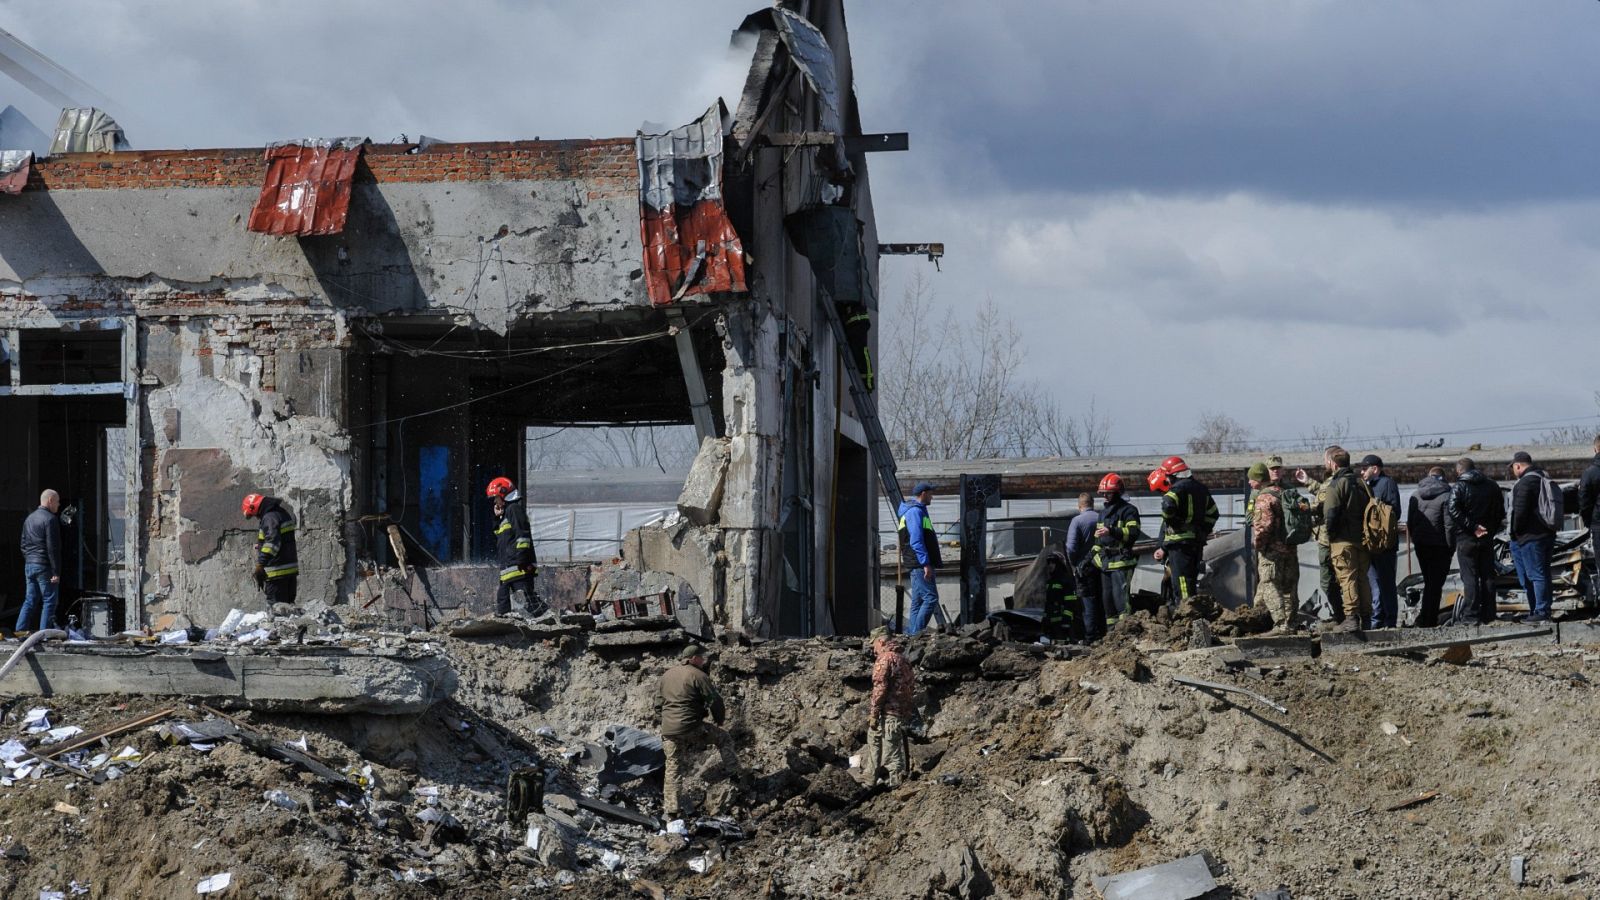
[1298,418,1352,452]
[877,274,1111,460]
[527,425,702,473]
[1186,412,1256,455]
[1536,392,1600,446]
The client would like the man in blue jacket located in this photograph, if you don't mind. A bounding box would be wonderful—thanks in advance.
[16,489,62,633]
[899,482,942,635]
[1359,455,1402,629]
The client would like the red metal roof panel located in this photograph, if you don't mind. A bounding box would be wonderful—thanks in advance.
[247,139,363,236]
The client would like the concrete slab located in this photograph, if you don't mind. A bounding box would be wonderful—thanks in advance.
[0,646,454,714]
[1321,623,1560,655]
[1558,621,1600,646]
[588,628,689,649]
[1232,635,1319,660]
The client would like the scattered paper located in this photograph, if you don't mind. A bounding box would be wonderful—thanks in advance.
[288,735,309,753]
[22,709,50,733]
[196,872,231,894]
[526,825,541,850]
[235,628,270,645]
[159,630,190,645]
[600,850,623,871]
[688,855,714,874]
[848,754,861,770]
[42,726,84,745]
[666,819,688,836]
[68,883,90,897]
[39,890,65,900]
[0,739,30,766]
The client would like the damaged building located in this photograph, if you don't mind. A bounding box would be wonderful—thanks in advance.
[0,1,898,639]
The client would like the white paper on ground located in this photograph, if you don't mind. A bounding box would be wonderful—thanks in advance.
[42,726,83,745]
[196,872,231,894]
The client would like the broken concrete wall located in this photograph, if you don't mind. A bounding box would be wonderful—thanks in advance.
[142,313,351,625]
[0,141,652,333]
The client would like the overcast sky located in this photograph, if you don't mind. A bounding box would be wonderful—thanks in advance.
[3,0,1599,454]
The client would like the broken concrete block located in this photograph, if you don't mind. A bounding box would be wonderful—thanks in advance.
[588,628,689,649]
[677,437,730,526]
[919,636,989,672]
[979,647,1042,680]
[1232,635,1318,661]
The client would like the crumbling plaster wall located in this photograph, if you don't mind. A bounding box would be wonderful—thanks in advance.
[142,313,350,625]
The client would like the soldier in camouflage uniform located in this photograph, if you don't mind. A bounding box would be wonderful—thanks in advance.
[1249,462,1301,632]
[1295,458,1345,625]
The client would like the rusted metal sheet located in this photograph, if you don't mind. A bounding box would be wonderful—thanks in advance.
[247,138,364,237]
[0,150,31,194]
[636,104,747,306]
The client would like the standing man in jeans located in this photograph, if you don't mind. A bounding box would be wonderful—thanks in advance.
[16,489,62,634]
[1359,454,1402,629]
[899,481,942,634]
[1508,450,1556,623]
[1577,435,1600,597]
[1064,493,1104,642]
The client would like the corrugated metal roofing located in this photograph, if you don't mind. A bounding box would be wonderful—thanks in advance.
[0,149,31,194]
[49,107,127,154]
[246,138,365,237]
[637,104,747,306]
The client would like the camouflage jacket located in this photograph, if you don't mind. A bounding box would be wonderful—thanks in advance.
[870,645,916,720]
[1251,486,1294,558]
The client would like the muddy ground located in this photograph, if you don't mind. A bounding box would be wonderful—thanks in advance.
[0,604,1596,899]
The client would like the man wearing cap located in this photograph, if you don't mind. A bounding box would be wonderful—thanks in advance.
[899,482,943,635]
[1249,462,1299,631]
[862,627,915,787]
[1360,455,1402,629]
[655,644,740,820]
[1320,446,1372,631]
[1509,450,1556,623]
[1295,453,1344,626]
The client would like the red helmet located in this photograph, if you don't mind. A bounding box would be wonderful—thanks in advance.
[1161,456,1189,475]
[1147,469,1172,493]
[1098,473,1124,494]
[485,476,515,499]
[241,493,264,517]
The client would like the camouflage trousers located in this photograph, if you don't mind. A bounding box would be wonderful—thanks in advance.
[1256,550,1300,629]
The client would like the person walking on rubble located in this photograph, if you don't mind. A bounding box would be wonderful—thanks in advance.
[1065,493,1105,642]
[1249,463,1301,632]
[899,481,943,635]
[1359,455,1402,629]
[862,626,915,787]
[242,493,298,605]
[1092,473,1142,620]
[1509,451,1557,624]
[1448,457,1503,625]
[656,644,742,820]
[1295,455,1345,625]
[486,476,549,620]
[1318,447,1372,632]
[1408,466,1453,627]
[16,489,63,633]
[1151,456,1219,604]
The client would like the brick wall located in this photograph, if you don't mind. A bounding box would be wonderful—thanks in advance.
[24,138,639,196]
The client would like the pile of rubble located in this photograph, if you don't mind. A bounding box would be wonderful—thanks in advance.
[2,596,1600,896]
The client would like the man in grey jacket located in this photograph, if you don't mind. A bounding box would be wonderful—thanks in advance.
[1407,467,1452,627]
[16,489,62,633]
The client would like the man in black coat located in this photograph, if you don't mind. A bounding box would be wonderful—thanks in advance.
[1448,457,1504,624]
[1508,451,1556,623]
[1578,435,1600,595]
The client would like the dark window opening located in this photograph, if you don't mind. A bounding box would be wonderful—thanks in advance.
[20,328,121,385]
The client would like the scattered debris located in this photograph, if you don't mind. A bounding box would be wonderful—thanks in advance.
[1171,674,1289,714]
[1091,853,1219,900]
[195,872,232,894]
[1385,791,1441,812]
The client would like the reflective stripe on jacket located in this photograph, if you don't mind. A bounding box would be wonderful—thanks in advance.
[897,500,942,568]
[1093,496,1141,570]
[255,499,298,580]
[1160,476,1219,545]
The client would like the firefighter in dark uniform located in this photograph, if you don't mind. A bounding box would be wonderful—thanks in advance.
[243,493,298,605]
[1092,473,1142,622]
[487,477,548,618]
[842,306,874,391]
[1042,547,1082,642]
[1152,456,1219,605]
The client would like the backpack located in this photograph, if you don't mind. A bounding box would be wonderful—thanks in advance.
[1536,473,1565,531]
[1278,487,1314,546]
[1359,478,1398,553]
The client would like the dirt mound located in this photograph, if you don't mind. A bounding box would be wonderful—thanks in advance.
[1,615,1598,897]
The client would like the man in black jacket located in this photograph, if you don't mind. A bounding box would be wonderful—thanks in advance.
[1508,451,1555,623]
[486,476,548,620]
[1578,435,1600,589]
[1359,455,1402,629]
[16,489,62,633]
[1448,457,1504,624]
[1407,467,1453,627]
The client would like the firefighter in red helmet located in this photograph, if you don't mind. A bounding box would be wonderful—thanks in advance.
[242,493,298,605]
[486,477,548,619]
[1091,473,1142,624]
[1151,456,1219,606]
